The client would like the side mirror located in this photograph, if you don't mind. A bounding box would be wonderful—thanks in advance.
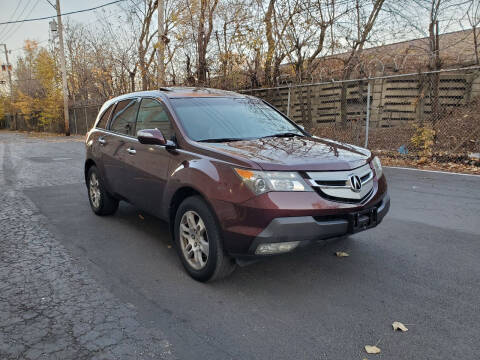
[137,128,176,149]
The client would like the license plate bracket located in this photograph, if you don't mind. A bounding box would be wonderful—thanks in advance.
[349,207,378,233]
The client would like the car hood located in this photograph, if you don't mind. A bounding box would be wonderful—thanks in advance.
[200,136,371,171]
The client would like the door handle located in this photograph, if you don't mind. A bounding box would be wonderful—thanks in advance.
[98,137,106,145]
[127,147,136,155]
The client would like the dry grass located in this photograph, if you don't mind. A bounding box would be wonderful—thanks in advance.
[380,155,480,175]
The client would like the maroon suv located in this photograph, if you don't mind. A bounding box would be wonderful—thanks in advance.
[85,87,389,281]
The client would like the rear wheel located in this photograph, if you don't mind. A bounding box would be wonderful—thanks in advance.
[174,196,236,282]
[87,166,119,216]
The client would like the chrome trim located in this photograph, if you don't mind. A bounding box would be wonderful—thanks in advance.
[307,163,374,201]
[94,128,139,142]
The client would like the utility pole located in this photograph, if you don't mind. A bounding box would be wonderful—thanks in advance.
[157,0,165,87]
[1,44,15,129]
[55,0,70,136]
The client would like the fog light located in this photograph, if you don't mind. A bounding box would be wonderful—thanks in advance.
[255,241,300,255]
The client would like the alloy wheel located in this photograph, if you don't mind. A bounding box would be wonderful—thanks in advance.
[179,210,209,270]
[89,173,101,209]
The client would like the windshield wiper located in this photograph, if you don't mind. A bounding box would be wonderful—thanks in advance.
[197,137,247,143]
[261,132,305,139]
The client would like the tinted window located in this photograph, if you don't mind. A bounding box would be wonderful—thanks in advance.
[136,98,173,139]
[96,104,114,129]
[170,97,302,141]
[109,98,140,136]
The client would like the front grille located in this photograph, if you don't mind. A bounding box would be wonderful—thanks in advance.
[306,163,374,203]
[314,180,347,187]
[313,186,374,204]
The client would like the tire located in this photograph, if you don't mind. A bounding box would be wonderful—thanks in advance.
[174,196,236,282]
[87,165,119,216]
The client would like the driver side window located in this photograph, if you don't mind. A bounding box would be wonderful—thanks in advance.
[136,98,173,139]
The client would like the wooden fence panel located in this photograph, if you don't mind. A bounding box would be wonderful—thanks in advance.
[244,70,479,129]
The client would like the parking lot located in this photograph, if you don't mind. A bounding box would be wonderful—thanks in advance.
[1,131,479,359]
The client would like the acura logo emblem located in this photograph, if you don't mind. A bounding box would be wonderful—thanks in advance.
[349,175,362,192]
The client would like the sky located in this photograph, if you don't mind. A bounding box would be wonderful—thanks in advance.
[0,0,473,74]
[0,0,124,60]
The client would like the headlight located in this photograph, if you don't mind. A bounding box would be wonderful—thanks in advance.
[372,156,383,179]
[234,168,312,195]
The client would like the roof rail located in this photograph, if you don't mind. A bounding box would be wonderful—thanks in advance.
[159,87,171,91]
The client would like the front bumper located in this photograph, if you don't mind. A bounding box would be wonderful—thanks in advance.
[215,174,389,257]
[244,193,390,257]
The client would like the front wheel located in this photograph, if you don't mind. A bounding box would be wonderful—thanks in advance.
[87,166,119,216]
[174,196,236,282]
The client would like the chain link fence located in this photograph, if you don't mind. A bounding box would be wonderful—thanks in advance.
[244,67,480,164]
[0,104,102,135]
[68,104,102,135]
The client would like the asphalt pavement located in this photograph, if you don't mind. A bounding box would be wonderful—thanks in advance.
[1,131,479,359]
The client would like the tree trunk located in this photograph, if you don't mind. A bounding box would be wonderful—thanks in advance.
[263,0,276,86]
[306,86,314,131]
[196,0,218,85]
[139,45,148,91]
[417,73,425,127]
[340,66,353,127]
[429,20,441,143]
[340,82,348,127]
[474,26,479,65]
[273,57,283,85]
[129,70,136,92]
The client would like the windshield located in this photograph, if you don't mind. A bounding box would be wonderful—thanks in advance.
[170,97,304,142]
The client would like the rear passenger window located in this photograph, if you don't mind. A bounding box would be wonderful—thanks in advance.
[136,98,173,139]
[109,98,140,136]
[96,104,114,129]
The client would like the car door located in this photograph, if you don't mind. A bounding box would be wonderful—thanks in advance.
[122,97,175,216]
[102,97,140,198]
[90,103,115,185]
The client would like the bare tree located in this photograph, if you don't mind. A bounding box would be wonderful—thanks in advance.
[214,0,250,88]
[184,0,219,84]
[467,0,480,64]
[339,0,385,126]
[263,0,276,86]
[126,0,159,90]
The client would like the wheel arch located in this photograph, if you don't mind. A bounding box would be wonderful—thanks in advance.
[168,186,221,238]
[84,159,96,183]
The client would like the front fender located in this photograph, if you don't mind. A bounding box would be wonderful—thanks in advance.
[161,156,254,220]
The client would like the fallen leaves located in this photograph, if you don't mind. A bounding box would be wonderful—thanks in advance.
[417,157,429,165]
[363,321,409,356]
[379,154,480,175]
[365,345,381,354]
[392,321,408,332]
[335,251,349,257]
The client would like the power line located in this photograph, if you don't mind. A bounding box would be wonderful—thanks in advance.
[44,0,56,9]
[0,0,40,43]
[0,0,126,26]
[0,0,25,38]
[0,0,35,40]
[8,5,125,53]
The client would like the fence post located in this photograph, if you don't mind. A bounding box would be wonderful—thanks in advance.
[84,106,88,133]
[365,80,371,148]
[287,86,291,117]
[73,108,78,135]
